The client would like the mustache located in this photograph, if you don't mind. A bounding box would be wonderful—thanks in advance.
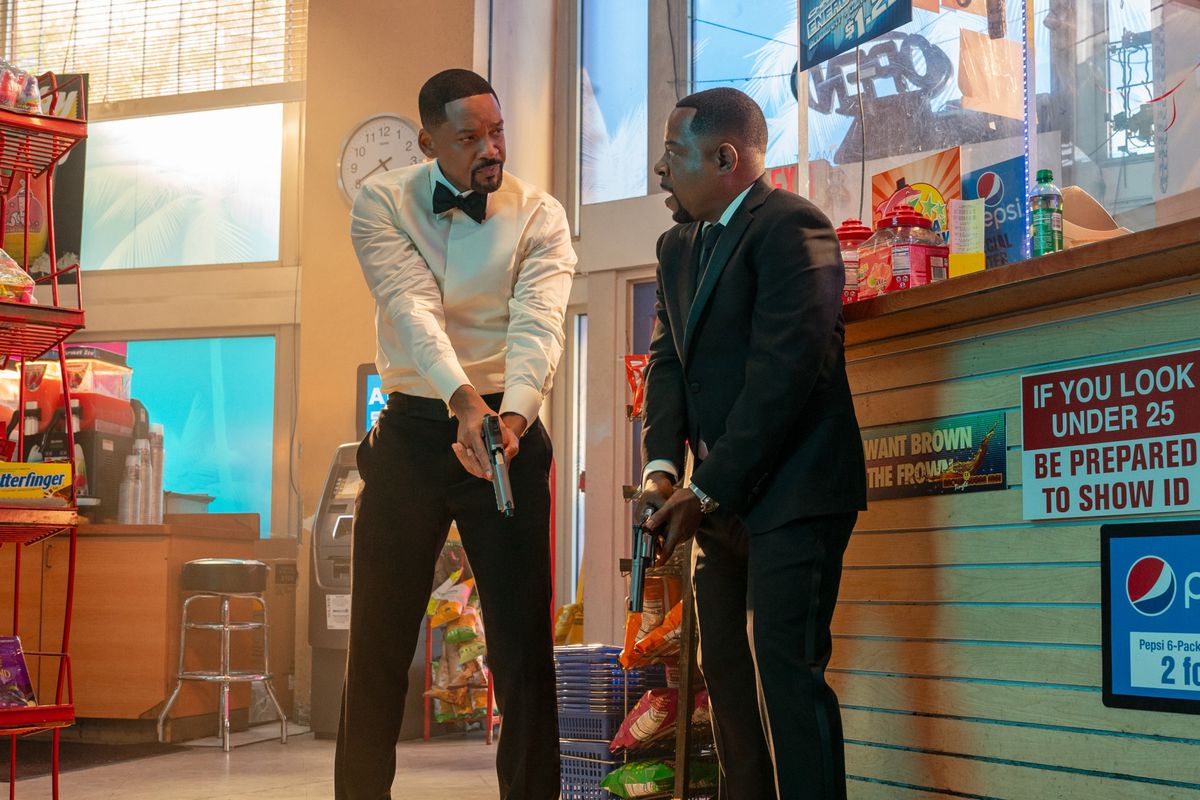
[473,159,503,174]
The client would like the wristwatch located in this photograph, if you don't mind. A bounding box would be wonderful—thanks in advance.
[688,481,719,514]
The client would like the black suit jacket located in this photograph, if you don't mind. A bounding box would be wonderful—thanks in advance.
[642,177,867,533]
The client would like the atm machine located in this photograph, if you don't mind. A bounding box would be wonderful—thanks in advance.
[308,443,426,738]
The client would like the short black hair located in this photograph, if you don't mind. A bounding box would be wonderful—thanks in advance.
[675,87,768,154]
[418,69,498,129]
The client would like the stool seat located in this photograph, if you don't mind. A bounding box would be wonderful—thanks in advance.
[181,558,267,594]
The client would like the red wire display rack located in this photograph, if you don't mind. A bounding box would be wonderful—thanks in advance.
[0,72,88,799]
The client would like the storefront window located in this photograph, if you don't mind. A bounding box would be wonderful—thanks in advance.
[1034,0,1199,229]
[692,0,800,169]
[581,0,650,205]
[124,335,276,535]
[81,104,284,270]
[806,2,1028,232]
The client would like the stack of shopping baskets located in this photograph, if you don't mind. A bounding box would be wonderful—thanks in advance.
[555,644,664,799]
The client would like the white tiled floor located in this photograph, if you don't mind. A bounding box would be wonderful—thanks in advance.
[12,734,499,799]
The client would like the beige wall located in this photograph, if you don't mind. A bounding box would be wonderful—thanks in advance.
[294,0,478,717]
[297,0,477,511]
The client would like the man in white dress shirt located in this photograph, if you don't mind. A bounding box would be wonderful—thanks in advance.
[335,69,575,800]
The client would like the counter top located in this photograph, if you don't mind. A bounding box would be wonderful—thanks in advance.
[844,217,1200,346]
[75,513,259,540]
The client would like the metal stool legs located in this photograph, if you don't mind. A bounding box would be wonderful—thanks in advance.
[157,592,288,751]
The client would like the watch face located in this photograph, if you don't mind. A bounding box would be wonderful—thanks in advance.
[338,114,423,203]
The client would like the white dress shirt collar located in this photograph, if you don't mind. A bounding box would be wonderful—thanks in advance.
[431,159,474,198]
[706,181,755,231]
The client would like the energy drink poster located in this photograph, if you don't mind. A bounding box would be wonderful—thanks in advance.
[862,411,1007,500]
[800,0,913,71]
[962,155,1026,268]
[871,148,961,244]
[1102,521,1200,715]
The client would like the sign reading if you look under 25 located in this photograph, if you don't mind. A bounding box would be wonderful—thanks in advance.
[1022,350,1200,520]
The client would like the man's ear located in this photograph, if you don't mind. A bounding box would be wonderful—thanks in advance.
[715,142,739,175]
[418,128,437,159]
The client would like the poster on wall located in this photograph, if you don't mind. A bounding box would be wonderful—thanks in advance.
[1102,521,1200,714]
[1021,349,1200,520]
[862,410,1007,500]
[871,148,961,243]
[961,155,1026,268]
[799,0,913,71]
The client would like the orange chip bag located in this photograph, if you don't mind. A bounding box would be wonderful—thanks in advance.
[619,611,645,669]
[632,601,684,662]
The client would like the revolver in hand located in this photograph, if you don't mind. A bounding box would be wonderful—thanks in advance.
[628,495,661,613]
[482,414,514,517]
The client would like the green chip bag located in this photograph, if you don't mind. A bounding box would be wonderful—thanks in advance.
[599,759,719,799]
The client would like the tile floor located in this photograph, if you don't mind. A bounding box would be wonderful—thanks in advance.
[12,733,500,799]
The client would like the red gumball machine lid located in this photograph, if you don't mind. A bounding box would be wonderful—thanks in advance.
[880,209,933,230]
[836,218,873,245]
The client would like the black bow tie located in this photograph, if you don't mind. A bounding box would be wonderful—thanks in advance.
[432,181,487,224]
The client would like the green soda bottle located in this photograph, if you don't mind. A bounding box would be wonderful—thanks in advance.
[1029,169,1064,257]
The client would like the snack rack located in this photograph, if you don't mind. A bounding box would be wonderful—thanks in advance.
[618,545,712,800]
[0,72,88,797]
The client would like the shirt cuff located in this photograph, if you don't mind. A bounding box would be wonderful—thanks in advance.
[426,357,473,405]
[500,384,544,429]
[642,460,678,484]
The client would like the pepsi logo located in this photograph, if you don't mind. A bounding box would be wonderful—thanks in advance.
[1127,556,1177,616]
[975,172,1004,206]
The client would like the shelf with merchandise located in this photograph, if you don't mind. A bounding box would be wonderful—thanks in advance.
[0,68,87,798]
[0,74,87,197]
[0,651,74,738]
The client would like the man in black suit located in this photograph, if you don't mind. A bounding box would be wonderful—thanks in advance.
[640,87,867,800]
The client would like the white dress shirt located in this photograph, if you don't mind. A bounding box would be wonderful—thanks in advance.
[644,181,755,485]
[351,160,577,425]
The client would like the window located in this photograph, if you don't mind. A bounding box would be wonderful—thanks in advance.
[81,103,284,270]
[124,335,276,535]
[805,2,1028,228]
[581,0,649,205]
[569,313,588,600]
[692,1,800,169]
[4,0,308,105]
[1032,0,1198,228]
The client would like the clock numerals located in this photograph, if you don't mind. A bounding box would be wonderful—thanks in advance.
[340,115,421,204]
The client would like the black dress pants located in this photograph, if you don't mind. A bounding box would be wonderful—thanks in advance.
[334,393,560,800]
[691,511,856,800]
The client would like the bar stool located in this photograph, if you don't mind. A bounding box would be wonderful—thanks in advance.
[156,558,288,751]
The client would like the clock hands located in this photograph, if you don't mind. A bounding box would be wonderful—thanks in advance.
[355,157,395,189]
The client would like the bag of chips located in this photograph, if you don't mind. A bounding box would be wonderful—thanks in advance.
[610,689,678,752]
[632,601,684,662]
[599,759,719,798]
[446,607,479,643]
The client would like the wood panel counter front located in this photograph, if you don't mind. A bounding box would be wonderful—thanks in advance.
[834,219,1200,798]
[0,514,259,736]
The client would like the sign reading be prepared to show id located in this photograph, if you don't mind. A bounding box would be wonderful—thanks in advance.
[1022,349,1200,520]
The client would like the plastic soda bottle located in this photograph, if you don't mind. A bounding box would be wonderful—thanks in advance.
[1030,169,1064,257]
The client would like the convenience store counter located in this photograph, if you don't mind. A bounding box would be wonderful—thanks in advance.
[833,218,1200,795]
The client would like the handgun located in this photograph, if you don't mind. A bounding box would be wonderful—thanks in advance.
[482,414,514,517]
[629,503,658,613]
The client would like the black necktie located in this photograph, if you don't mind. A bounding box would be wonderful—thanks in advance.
[432,181,487,224]
[694,223,725,296]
